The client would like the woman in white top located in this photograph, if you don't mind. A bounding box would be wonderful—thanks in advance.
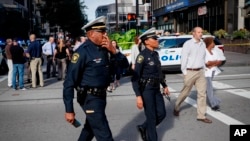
[204,37,222,111]
[131,36,142,70]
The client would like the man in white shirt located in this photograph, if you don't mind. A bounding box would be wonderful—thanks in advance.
[173,27,212,124]
[42,36,56,78]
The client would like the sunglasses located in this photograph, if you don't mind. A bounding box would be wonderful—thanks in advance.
[150,36,158,40]
[93,29,106,33]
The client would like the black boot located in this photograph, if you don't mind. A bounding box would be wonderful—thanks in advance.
[137,125,147,141]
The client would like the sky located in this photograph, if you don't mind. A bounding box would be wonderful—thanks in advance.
[83,0,115,21]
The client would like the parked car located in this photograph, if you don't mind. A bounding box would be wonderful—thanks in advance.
[0,47,8,75]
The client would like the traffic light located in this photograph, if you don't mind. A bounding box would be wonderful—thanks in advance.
[127,13,136,21]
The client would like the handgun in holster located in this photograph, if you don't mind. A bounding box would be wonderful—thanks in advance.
[76,86,87,105]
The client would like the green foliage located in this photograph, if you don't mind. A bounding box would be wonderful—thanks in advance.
[109,29,137,50]
[41,0,87,37]
[213,29,228,39]
[232,29,250,39]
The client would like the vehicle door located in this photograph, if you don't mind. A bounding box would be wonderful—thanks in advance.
[156,37,189,67]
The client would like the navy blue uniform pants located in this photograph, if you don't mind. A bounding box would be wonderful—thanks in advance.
[141,85,166,141]
[78,93,113,141]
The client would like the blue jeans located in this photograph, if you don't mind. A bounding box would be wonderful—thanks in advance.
[12,64,25,89]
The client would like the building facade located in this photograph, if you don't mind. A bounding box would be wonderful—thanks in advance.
[0,0,44,39]
[152,0,249,34]
[95,0,151,32]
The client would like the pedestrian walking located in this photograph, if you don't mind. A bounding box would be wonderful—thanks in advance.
[131,27,170,141]
[54,38,70,80]
[107,40,123,92]
[63,16,116,141]
[42,36,56,78]
[10,39,26,90]
[131,36,141,70]
[5,38,13,87]
[26,34,44,88]
[173,27,212,123]
[203,37,222,111]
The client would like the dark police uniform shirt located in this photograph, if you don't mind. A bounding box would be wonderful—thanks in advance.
[63,39,111,113]
[27,40,42,58]
[132,48,166,97]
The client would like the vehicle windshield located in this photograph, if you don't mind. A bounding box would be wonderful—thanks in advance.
[158,38,190,48]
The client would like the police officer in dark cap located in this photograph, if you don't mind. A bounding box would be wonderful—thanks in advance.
[131,27,170,141]
[63,16,116,141]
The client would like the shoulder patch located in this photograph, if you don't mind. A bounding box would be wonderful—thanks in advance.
[71,53,80,63]
[137,55,144,63]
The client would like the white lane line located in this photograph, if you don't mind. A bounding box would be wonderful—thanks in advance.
[216,74,250,77]
[213,81,250,99]
[0,76,7,83]
[172,89,245,125]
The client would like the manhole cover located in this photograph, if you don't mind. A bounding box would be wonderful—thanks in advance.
[12,93,20,96]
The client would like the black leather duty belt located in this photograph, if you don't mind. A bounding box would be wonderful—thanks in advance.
[187,68,202,71]
[86,87,106,96]
[143,78,160,87]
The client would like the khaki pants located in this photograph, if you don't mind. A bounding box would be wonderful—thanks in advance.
[30,58,44,87]
[175,70,207,119]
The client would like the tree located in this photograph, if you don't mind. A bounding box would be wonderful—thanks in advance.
[40,0,88,38]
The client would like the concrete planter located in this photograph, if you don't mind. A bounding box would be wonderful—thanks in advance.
[219,39,250,54]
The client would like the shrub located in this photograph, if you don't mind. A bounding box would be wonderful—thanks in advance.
[232,28,250,39]
[213,29,228,39]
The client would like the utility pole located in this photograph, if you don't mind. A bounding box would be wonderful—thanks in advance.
[136,0,139,35]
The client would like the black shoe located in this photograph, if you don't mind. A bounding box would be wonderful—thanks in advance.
[211,106,220,111]
[137,125,147,141]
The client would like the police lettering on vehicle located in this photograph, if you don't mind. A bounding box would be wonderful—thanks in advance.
[161,55,181,61]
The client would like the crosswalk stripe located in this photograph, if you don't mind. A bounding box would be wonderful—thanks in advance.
[213,81,250,99]
[170,83,245,125]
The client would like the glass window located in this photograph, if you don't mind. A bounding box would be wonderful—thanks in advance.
[158,38,190,49]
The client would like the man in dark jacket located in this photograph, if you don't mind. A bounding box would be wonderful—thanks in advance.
[10,39,26,90]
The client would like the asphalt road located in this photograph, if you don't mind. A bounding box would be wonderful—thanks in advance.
[0,51,249,141]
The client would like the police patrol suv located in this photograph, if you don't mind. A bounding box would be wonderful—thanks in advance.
[122,34,226,72]
[157,34,226,71]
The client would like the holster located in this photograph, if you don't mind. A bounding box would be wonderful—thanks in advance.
[139,79,147,94]
[76,87,87,105]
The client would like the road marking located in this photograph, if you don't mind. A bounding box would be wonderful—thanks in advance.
[213,81,250,99]
[216,74,250,77]
[0,76,7,82]
[171,85,245,125]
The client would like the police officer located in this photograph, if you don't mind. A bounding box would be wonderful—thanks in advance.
[131,27,170,141]
[63,16,116,141]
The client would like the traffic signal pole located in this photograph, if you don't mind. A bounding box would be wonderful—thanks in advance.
[136,0,139,36]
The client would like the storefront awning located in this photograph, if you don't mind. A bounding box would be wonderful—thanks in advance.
[166,0,206,13]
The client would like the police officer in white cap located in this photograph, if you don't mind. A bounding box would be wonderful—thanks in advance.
[131,27,170,141]
[63,16,115,141]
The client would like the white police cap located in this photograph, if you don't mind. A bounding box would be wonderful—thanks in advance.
[139,27,158,41]
[81,16,106,31]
